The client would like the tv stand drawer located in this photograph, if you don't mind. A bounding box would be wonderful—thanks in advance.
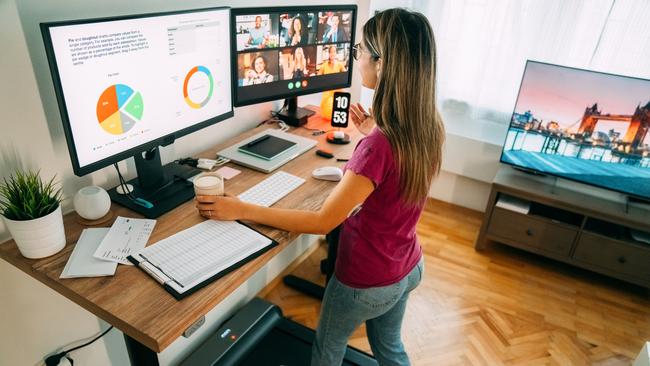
[574,232,650,281]
[487,207,577,256]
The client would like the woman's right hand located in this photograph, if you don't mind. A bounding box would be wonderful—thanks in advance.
[350,103,375,136]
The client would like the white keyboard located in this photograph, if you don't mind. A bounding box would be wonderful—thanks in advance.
[238,171,305,207]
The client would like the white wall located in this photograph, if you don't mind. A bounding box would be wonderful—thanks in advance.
[0,0,369,365]
[431,132,502,211]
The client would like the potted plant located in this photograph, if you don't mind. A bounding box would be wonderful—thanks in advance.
[0,170,66,259]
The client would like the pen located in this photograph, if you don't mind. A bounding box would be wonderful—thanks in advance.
[336,158,349,162]
[247,135,270,147]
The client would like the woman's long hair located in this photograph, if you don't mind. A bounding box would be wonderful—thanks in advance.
[288,16,304,39]
[293,47,306,71]
[363,8,445,205]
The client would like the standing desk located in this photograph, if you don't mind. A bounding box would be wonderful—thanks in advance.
[0,106,360,365]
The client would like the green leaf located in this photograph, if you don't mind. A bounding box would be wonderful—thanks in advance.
[0,170,62,221]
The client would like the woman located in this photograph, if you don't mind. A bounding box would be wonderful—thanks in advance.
[243,55,273,85]
[197,8,444,366]
[289,47,307,78]
[318,44,345,75]
[288,16,307,46]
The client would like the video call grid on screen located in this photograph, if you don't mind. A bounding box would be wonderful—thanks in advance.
[231,6,356,106]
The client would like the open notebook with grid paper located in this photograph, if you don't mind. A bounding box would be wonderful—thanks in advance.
[238,171,305,207]
[128,220,277,300]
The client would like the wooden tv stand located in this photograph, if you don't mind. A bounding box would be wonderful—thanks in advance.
[475,167,650,290]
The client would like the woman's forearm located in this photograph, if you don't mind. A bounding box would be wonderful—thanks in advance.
[241,203,335,234]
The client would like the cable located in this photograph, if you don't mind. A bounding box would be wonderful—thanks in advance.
[278,121,290,132]
[174,157,198,167]
[255,115,291,132]
[44,326,114,366]
[113,163,135,200]
[213,157,231,166]
[301,125,324,131]
[113,164,154,209]
[256,116,283,127]
[140,175,184,200]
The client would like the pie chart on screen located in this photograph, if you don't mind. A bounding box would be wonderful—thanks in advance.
[183,66,214,109]
[96,84,144,135]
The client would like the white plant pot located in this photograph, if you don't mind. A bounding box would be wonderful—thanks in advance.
[2,205,66,259]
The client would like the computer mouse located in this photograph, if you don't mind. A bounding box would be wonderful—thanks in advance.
[312,166,343,181]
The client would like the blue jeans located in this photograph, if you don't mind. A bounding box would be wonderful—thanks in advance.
[311,257,424,366]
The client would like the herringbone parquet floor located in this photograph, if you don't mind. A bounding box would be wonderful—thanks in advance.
[261,199,650,365]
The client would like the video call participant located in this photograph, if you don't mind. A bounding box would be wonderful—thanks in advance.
[243,55,274,85]
[322,13,349,43]
[318,45,346,75]
[288,16,308,46]
[247,15,268,48]
[284,47,308,79]
[196,8,444,366]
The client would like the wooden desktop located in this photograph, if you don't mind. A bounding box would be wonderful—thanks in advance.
[0,106,360,363]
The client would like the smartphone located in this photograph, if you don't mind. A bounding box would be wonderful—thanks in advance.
[331,91,351,128]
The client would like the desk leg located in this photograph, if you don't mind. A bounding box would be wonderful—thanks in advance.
[124,334,159,366]
[282,225,341,300]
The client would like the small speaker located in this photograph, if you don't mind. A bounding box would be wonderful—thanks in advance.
[73,186,112,222]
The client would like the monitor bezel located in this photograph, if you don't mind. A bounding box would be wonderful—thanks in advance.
[500,59,650,201]
[40,6,234,177]
[230,5,357,107]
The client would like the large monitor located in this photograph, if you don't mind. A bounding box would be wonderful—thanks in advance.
[41,7,233,218]
[501,61,650,202]
[231,5,356,125]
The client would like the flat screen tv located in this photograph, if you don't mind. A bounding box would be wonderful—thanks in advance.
[501,61,650,201]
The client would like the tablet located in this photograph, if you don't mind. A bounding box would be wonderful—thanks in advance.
[238,134,297,160]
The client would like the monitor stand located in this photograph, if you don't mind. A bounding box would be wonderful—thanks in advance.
[276,96,314,127]
[108,147,202,219]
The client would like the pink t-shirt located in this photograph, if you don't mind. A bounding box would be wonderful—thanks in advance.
[335,128,424,288]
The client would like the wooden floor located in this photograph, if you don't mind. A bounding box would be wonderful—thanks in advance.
[261,199,650,365]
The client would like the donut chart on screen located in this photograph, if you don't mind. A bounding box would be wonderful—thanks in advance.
[96,84,144,135]
[183,66,214,109]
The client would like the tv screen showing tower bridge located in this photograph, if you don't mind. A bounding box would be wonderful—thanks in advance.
[501,61,650,200]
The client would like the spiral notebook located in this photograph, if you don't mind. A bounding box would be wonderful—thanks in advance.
[128,220,277,300]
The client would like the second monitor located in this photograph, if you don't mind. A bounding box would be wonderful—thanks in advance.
[231,5,357,126]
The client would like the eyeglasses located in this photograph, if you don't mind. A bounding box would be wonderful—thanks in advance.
[352,43,363,60]
[352,42,378,61]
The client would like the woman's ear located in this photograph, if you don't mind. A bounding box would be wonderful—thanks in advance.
[375,58,382,79]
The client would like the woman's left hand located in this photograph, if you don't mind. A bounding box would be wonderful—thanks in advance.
[196,195,246,221]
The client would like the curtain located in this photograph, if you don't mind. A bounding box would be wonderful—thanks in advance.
[410,0,650,136]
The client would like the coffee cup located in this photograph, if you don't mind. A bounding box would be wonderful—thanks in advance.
[193,172,224,197]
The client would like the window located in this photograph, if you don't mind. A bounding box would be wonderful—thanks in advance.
[410,0,650,141]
